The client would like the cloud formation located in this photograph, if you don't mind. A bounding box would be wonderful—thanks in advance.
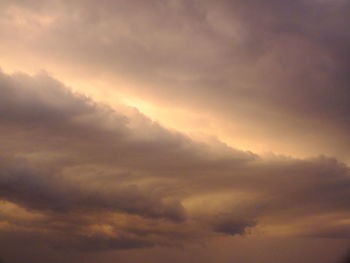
[0,0,349,160]
[0,70,350,263]
[0,0,350,262]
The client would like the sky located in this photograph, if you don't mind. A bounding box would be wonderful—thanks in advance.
[0,0,350,262]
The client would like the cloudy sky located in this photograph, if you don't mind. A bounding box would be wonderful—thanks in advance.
[1,0,350,262]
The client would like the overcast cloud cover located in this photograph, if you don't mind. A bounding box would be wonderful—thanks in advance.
[0,0,350,262]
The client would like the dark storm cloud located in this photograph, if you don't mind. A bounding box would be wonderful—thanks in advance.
[0,70,255,253]
[1,0,349,160]
[0,0,350,261]
[1,70,350,252]
[0,70,254,173]
[211,216,257,236]
[0,156,185,221]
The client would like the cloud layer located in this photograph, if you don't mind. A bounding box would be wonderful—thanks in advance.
[0,0,349,160]
[0,0,350,262]
[0,70,350,262]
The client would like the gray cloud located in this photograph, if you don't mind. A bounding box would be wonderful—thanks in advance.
[1,0,349,161]
[211,216,257,236]
[0,70,350,251]
[0,157,185,221]
[0,0,350,261]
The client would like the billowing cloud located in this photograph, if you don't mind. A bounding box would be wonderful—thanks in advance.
[0,0,349,161]
[0,70,350,263]
[0,0,350,262]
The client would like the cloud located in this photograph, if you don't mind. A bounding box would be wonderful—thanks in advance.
[0,0,350,261]
[0,70,350,257]
[0,157,186,221]
[211,216,257,235]
[0,70,254,253]
[4,0,349,160]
